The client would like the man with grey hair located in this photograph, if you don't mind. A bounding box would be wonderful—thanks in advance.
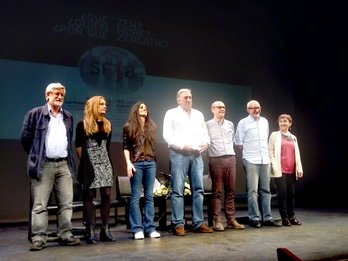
[234,99,281,228]
[163,88,213,236]
[21,82,80,251]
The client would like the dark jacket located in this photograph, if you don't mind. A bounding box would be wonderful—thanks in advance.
[20,104,76,179]
[122,126,156,163]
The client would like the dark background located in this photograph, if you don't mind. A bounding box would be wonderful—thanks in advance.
[0,0,346,222]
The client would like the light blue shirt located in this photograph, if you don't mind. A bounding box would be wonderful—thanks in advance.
[45,104,68,158]
[234,115,270,164]
[206,118,235,157]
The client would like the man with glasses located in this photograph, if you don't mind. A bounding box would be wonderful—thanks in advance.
[206,101,245,231]
[21,82,80,250]
[234,100,281,228]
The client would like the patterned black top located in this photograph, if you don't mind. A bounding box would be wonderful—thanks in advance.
[75,121,114,189]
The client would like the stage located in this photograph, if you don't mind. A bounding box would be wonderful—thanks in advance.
[1,208,347,261]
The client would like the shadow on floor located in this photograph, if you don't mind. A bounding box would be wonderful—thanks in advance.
[1,208,348,261]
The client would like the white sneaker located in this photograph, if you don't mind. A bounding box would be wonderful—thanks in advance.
[133,231,144,240]
[149,231,161,238]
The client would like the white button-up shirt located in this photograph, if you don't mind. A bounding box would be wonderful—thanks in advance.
[163,106,210,150]
[45,105,68,158]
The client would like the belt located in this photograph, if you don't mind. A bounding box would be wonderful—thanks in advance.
[45,157,67,162]
[213,155,234,158]
[170,148,200,156]
[137,155,155,161]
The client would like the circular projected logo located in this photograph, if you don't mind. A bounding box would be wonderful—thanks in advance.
[78,46,146,96]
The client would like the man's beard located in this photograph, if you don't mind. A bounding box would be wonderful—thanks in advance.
[53,100,63,107]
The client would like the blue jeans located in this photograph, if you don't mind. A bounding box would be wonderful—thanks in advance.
[242,159,272,222]
[169,149,204,230]
[129,160,156,234]
[31,160,74,243]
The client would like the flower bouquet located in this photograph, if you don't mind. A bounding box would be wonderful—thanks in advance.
[154,178,191,197]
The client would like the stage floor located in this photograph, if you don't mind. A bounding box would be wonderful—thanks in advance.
[1,208,348,261]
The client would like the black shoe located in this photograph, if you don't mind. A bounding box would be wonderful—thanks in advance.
[85,226,97,244]
[263,219,282,227]
[30,240,46,251]
[249,220,261,228]
[282,218,292,227]
[289,217,302,225]
[100,225,116,242]
[58,236,81,246]
[85,233,97,244]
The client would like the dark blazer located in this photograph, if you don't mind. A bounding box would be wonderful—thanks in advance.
[20,104,76,179]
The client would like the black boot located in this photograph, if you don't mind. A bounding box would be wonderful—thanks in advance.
[85,226,97,244]
[100,225,116,242]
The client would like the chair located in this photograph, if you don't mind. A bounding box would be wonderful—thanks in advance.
[116,176,132,228]
[277,248,303,261]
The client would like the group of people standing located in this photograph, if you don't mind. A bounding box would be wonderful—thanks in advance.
[20,83,303,251]
[234,100,303,229]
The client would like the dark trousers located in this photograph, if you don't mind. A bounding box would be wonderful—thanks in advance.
[274,173,296,219]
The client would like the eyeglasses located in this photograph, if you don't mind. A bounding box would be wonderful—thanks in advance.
[248,106,261,110]
[51,91,64,97]
[214,106,225,110]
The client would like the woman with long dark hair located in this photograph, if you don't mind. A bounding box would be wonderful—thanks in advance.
[122,101,160,239]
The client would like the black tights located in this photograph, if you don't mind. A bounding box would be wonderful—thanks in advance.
[83,187,112,226]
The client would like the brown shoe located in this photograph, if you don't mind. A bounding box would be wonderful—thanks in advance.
[58,236,81,246]
[289,217,302,226]
[30,240,46,251]
[173,226,186,236]
[227,218,245,230]
[195,224,213,233]
[214,221,225,232]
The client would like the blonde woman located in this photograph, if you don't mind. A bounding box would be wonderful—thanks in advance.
[75,96,115,243]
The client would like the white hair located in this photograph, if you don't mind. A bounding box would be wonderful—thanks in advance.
[45,82,66,96]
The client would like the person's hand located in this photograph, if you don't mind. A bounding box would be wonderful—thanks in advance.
[183,144,207,154]
[183,145,193,153]
[127,163,136,178]
[297,172,303,178]
[198,143,208,153]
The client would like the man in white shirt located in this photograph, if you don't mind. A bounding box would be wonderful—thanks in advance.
[163,88,213,236]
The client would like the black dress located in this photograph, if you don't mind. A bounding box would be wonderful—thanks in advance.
[75,121,113,190]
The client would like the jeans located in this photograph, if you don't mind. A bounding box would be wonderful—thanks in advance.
[31,160,74,243]
[169,149,204,230]
[129,160,156,234]
[243,159,272,222]
[209,155,236,222]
